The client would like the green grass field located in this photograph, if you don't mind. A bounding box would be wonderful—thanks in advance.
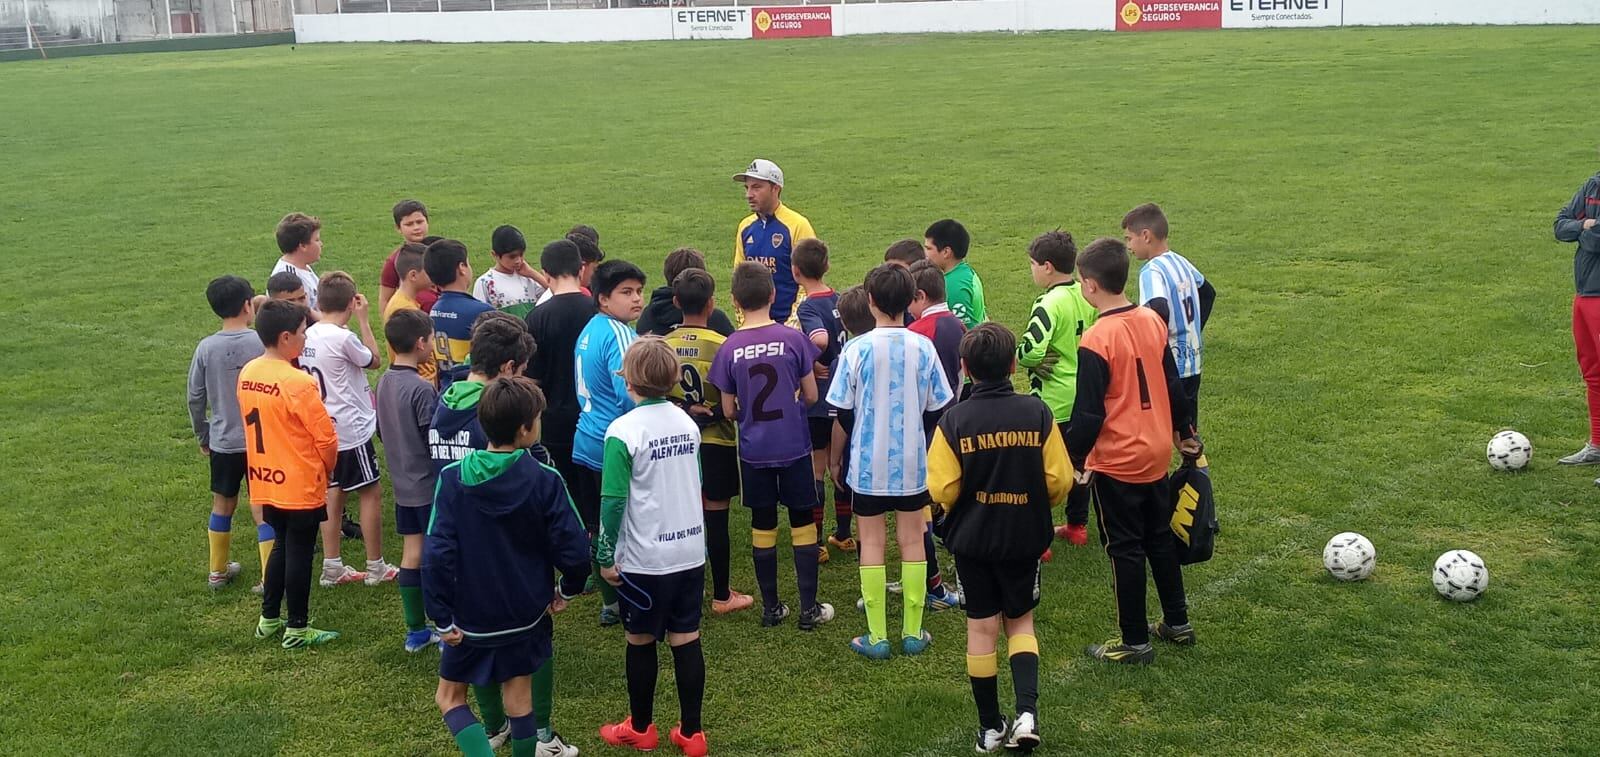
[4,25,1599,756]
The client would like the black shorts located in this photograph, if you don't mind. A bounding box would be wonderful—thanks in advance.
[439,627,552,686]
[739,457,815,510]
[852,490,929,517]
[570,466,602,533]
[701,444,740,502]
[261,504,329,531]
[330,439,381,492]
[618,566,705,640]
[209,451,248,497]
[808,416,835,451]
[954,554,1042,620]
[395,503,433,536]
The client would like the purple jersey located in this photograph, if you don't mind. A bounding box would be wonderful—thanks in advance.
[796,289,844,419]
[709,323,819,466]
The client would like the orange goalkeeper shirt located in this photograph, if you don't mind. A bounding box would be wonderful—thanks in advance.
[237,355,338,508]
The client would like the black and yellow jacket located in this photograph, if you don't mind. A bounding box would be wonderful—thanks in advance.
[928,380,1072,561]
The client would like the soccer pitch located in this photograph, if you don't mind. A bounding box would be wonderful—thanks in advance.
[3,24,1599,755]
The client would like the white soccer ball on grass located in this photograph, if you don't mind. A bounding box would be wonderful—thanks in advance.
[1486,430,1531,471]
[1322,532,1376,582]
[1432,549,1489,602]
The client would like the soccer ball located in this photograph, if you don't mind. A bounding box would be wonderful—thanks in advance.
[1322,532,1376,581]
[1432,550,1489,601]
[1486,430,1531,471]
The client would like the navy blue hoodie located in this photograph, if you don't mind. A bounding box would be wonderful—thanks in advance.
[424,449,591,644]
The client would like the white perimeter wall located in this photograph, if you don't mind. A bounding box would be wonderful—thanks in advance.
[296,0,1600,44]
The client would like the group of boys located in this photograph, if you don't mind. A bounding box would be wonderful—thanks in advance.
[185,180,1215,755]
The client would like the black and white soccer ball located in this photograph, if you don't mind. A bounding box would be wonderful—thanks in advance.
[1323,532,1376,581]
[1433,549,1489,601]
[1486,430,1531,471]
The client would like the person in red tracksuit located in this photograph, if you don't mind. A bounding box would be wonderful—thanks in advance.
[1555,169,1600,475]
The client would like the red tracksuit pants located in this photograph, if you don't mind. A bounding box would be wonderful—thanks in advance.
[1573,296,1600,445]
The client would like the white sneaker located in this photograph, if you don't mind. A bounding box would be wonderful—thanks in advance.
[1560,443,1600,465]
[487,723,511,749]
[319,563,368,588]
[208,562,242,590]
[536,731,579,757]
[1005,712,1041,751]
[975,718,1008,753]
[364,561,399,586]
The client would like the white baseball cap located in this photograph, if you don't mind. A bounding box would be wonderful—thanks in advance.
[733,158,784,188]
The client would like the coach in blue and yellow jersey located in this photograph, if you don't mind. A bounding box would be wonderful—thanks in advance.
[733,158,816,323]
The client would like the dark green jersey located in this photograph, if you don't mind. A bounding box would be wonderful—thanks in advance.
[1017,281,1098,422]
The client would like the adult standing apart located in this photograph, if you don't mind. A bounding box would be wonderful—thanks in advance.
[1556,168,1600,471]
[379,199,439,316]
[734,159,816,324]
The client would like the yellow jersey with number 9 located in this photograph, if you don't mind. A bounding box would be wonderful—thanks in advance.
[665,324,737,447]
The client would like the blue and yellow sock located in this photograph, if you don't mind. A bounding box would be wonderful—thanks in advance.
[752,527,780,610]
[256,523,275,583]
[444,704,495,757]
[1009,634,1040,716]
[207,513,232,575]
[791,521,819,612]
[967,652,1003,731]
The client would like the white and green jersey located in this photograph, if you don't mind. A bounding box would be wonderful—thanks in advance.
[597,399,705,575]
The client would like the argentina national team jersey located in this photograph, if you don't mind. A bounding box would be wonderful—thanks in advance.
[1138,251,1205,378]
[827,329,953,497]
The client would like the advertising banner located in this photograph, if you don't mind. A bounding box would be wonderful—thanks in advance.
[673,7,752,39]
[1222,0,1339,27]
[752,6,834,38]
[1115,0,1222,30]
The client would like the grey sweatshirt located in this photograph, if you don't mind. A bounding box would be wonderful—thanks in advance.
[1555,172,1600,296]
[187,329,264,453]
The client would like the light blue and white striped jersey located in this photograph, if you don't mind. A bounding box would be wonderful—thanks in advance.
[1138,250,1206,378]
[826,329,954,497]
[573,314,638,470]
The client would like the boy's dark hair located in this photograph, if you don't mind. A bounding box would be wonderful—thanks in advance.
[908,259,946,303]
[884,239,925,266]
[568,224,599,244]
[1077,238,1131,295]
[470,311,535,379]
[923,219,970,259]
[255,300,309,348]
[275,212,321,254]
[424,239,469,287]
[1027,229,1078,275]
[267,270,304,296]
[206,275,254,319]
[960,323,1016,382]
[673,268,715,317]
[1121,203,1169,240]
[838,286,873,336]
[317,271,358,313]
[623,336,679,398]
[730,262,775,312]
[864,263,915,318]
[591,260,646,300]
[792,238,829,280]
[663,247,706,284]
[392,199,428,226]
[567,232,604,265]
[479,376,546,447]
[541,239,582,278]
[394,242,427,280]
[385,307,434,353]
[491,225,526,256]
[421,235,444,246]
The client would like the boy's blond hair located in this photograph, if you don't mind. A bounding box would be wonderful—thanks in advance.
[623,336,679,398]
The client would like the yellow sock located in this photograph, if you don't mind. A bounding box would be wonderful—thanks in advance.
[206,513,232,574]
[257,523,275,582]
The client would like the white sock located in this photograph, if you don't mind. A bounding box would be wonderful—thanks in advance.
[323,558,343,570]
[366,558,387,571]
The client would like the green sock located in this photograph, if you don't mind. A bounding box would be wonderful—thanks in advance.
[860,564,888,644]
[902,560,928,639]
[532,658,554,734]
[399,584,426,633]
[511,735,538,757]
[452,723,496,757]
[473,684,507,733]
[592,560,619,607]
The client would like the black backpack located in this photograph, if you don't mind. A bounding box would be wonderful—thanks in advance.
[1169,457,1218,565]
